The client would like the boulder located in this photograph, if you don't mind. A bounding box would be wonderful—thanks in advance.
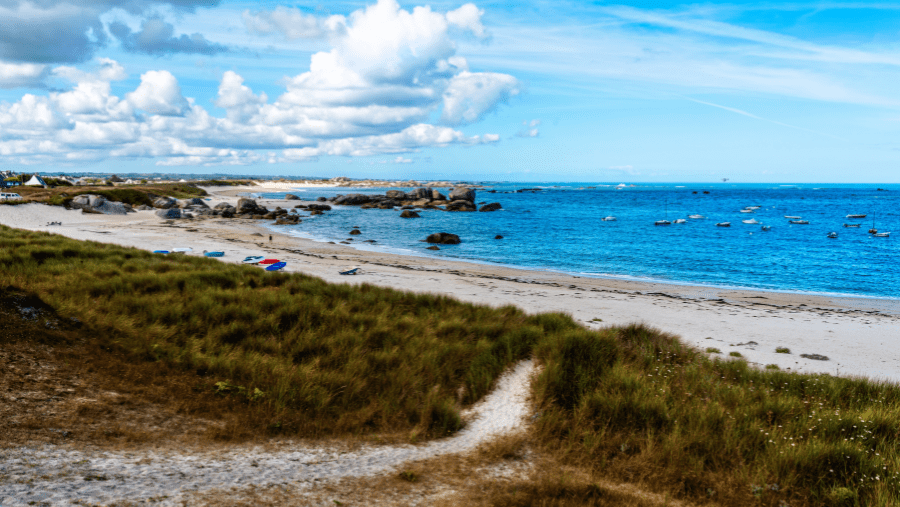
[177,197,207,208]
[446,200,476,212]
[349,229,362,235]
[316,196,327,202]
[309,210,323,215]
[334,193,373,205]
[93,201,128,215]
[220,208,235,218]
[284,194,300,200]
[408,187,432,199]
[431,189,446,201]
[494,234,504,239]
[306,203,332,211]
[400,210,420,218]
[153,196,176,209]
[426,245,440,251]
[155,208,182,219]
[214,202,234,210]
[385,190,407,199]
[425,232,460,244]
[237,197,265,214]
[275,216,301,225]
[137,205,154,211]
[449,187,476,202]
[479,202,502,212]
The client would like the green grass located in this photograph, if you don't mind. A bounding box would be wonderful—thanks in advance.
[706,347,721,354]
[777,347,791,354]
[4,225,900,505]
[14,183,209,207]
[531,324,900,506]
[729,351,743,358]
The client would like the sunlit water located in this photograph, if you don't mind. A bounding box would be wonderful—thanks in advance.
[255,183,900,299]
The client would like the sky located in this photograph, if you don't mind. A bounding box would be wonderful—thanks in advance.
[2,1,900,182]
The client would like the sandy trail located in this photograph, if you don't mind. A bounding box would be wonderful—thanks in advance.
[0,360,534,506]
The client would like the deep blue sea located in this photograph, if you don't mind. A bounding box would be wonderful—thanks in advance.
[257,183,900,299]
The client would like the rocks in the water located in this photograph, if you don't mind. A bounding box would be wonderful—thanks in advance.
[407,187,432,199]
[333,193,373,205]
[449,187,476,202]
[426,245,440,250]
[284,194,300,200]
[309,210,323,215]
[385,190,407,199]
[426,232,460,244]
[152,196,176,209]
[479,202,502,212]
[446,200,476,212]
[432,189,446,201]
[349,229,362,235]
[274,215,301,225]
[155,208,182,219]
[494,234,504,239]
[306,204,332,211]
[400,210,420,218]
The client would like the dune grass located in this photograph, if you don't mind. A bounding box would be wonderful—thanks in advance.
[5,183,211,207]
[0,226,537,439]
[3,226,900,505]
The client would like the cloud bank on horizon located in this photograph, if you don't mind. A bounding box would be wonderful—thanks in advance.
[1,0,900,181]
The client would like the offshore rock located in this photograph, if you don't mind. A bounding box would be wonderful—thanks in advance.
[479,202,502,212]
[449,187,476,202]
[425,232,460,244]
[400,210,420,218]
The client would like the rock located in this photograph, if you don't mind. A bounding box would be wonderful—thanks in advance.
[333,193,373,205]
[153,196,176,209]
[306,204,332,211]
[309,210,323,215]
[87,195,107,208]
[408,187,432,199]
[479,202,502,212]
[400,210,420,218]
[426,245,440,250]
[137,205,153,211]
[449,187,476,202]
[446,200,476,212]
[214,202,234,210]
[81,208,103,214]
[275,216,301,225]
[294,204,308,209]
[263,212,276,220]
[177,197,207,208]
[284,194,300,200]
[182,212,194,219]
[220,208,235,218]
[316,197,327,202]
[385,190,407,199]
[425,232,460,244]
[432,189,446,201]
[155,208,182,219]
[237,197,264,214]
[349,229,362,235]
[494,235,504,239]
[92,201,128,215]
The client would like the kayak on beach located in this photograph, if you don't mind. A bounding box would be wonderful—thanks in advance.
[241,256,264,264]
[265,261,287,271]
[259,259,280,265]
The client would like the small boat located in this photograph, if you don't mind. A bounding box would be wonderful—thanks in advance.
[654,220,671,226]
[172,247,192,253]
[874,232,891,237]
[258,259,280,265]
[602,216,617,221]
[843,224,861,228]
[340,267,361,275]
[827,232,838,238]
[789,220,810,224]
[869,228,878,234]
[716,222,731,227]
[785,215,802,219]
[265,261,287,271]
[203,250,224,257]
[739,209,754,213]
[673,219,687,224]
[153,250,169,254]
[688,214,705,219]
[241,256,265,264]
[846,214,867,219]
[742,219,760,224]
[745,206,762,210]
[761,225,771,231]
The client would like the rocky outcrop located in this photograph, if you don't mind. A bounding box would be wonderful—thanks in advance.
[449,187,476,202]
[137,205,154,211]
[274,215,301,225]
[155,208,182,219]
[284,194,300,200]
[385,190,407,199]
[425,232,460,244]
[349,229,362,235]
[177,198,208,208]
[334,194,373,206]
[93,201,128,215]
[214,202,234,210]
[479,202,502,212]
[446,200,476,212]
[426,245,440,250]
[400,210,420,218]
[494,234,504,239]
[237,198,266,215]
[306,204,332,211]
[432,189,446,201]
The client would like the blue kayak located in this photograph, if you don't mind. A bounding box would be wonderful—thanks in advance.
[153,250,169,254]
[265,261,287,271]
[204,251,225,257]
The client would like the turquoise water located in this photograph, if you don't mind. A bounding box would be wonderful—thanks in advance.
[259,183,900,299]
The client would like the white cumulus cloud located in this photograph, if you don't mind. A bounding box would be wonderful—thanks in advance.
[126,70,189,116]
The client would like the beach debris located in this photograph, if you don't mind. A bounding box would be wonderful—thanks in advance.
[425,232,461,244]
[479,202,502,212]
[400,210,420,218]
[800,353,829,361]
[427,245,440,250]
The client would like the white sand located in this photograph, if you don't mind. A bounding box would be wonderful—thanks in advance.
[1,197,897,382]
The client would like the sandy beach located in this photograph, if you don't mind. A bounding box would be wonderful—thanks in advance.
[2,186,898,383]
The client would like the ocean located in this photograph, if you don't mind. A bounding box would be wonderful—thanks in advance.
[258,183,900,300]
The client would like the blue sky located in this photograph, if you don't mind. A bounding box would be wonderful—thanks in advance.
[1,0,900,182]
